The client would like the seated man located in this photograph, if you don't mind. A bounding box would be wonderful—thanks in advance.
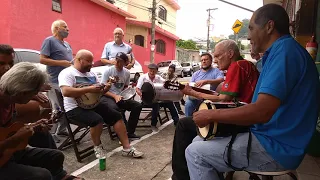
[59,49,143,158]
[100,52,142,140]
[0,62,83,180]
[136,63,179,132]
[160,64,184,115]
[186,4,320,180]
[171,39,259,180]
[0,44,56,149]
[185,53,224,117]
[250,46,263,73]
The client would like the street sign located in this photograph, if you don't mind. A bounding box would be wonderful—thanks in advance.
[232,19,243,34]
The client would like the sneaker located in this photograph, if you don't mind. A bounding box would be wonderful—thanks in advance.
[122,147,144,158]
[94,144,105,158]
[127,133,140,140]
[151,126,159,132]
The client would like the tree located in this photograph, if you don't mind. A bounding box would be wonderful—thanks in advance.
[176,39,198,50]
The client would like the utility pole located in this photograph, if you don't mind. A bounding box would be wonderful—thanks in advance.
[150,0,156,63]
[206,8,218,52]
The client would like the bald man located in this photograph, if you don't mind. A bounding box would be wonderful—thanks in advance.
[100,27,135,69]
[171,40,259,180]
[58,50,143,159]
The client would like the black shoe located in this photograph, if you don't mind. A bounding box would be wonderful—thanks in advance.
[178,111,185,115]
[127,133,140,140]
[57,130,69,136]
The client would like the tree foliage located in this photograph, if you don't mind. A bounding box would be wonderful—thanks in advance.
[176,39,198,50]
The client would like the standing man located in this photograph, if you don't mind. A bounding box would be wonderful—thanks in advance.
[184,53,224,116]
[100,28,135,70]
[185,4,320,180]
[101,52,142,140]
[40,19,73,137]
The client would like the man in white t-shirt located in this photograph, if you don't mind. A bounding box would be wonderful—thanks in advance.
[58,49,143,158]
[101,52,142,140]
[136,63,179,132]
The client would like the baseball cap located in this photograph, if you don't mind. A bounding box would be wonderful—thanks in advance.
[148,63,158,70]
[115,52,129,62]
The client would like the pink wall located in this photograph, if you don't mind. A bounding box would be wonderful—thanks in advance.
[133,30,176,72]
[0,0,126,61]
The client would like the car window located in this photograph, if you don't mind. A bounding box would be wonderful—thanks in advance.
[14,51,46,72]
[181,63,190,67]
[16,51,40,63]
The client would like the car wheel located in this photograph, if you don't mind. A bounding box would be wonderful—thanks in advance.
[133,73,140,83]
[189,70,193,76]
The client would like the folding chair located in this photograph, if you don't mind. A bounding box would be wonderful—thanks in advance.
[54,89,94,162]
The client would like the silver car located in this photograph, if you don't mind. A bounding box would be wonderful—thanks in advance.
[13,48,144,83]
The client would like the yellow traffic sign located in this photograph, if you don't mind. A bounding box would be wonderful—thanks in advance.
[232,19,243,34]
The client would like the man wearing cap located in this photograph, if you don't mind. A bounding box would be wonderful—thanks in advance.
[101,52,142,140]
[136,63,179,132]
[100,28,135,70]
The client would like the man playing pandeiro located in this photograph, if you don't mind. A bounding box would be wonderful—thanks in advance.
[171,39,260,180]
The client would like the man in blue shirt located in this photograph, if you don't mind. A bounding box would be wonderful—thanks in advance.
[184,53,224,116]
[40,19,73,138]
[100,28,135,70]
[185,4,320,180]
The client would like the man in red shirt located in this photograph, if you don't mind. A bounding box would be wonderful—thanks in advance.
[171,39,259,180]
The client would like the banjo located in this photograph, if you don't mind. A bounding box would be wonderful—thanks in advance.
[196,100,249,140]
[75,76,117,109]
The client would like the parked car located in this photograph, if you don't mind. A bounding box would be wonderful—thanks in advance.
[13,48,144,83]
[157,60,184,78]
[181,62,200,76]
[91,60,143,83]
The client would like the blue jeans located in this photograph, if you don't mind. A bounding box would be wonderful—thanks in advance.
[151,102,179,126]
[185,97,202,117]
[185,133,285,180]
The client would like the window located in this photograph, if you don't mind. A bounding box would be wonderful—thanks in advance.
[52,0,62,13]
[156,39,166,54]
[134,35,145,47]
[158,5,167,21]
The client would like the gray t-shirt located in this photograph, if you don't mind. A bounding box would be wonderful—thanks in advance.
[40,36,73,83]
[101,66,130,95]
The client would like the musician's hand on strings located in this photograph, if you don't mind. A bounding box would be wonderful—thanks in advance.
[126,63,133,69]
[16,125,34,139]
[102,82,112,93]
[193,110,212,128]
[114,95,123,103]
[33,119,52,132]
[181,84,193,95]
[87,84,104,93]
[195,80,208,87]
[32,93,49,103]
[40,84,51,92]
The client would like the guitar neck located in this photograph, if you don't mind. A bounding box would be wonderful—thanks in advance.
[178,83,216,95]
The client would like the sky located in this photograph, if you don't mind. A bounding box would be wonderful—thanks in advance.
[176,0,263,40]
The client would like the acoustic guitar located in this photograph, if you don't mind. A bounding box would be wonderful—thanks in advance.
[75,76,117,109]
[0,110,62,167]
